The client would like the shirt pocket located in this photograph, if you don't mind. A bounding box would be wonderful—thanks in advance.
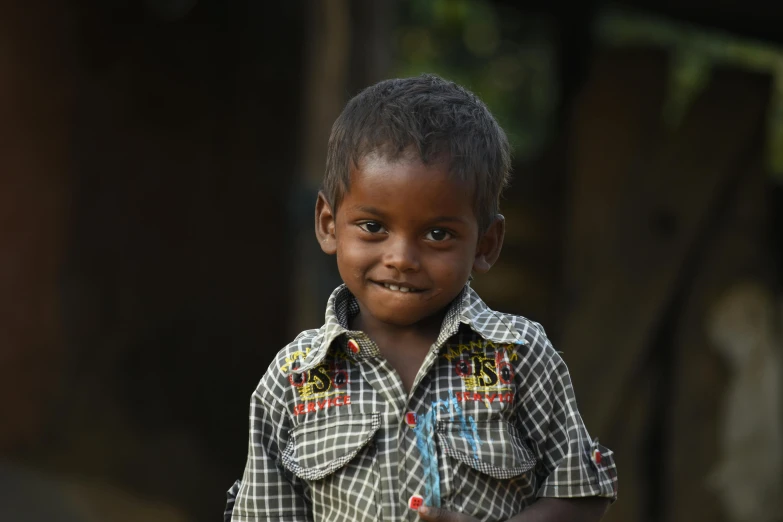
[281,413,381,521]
[437,419,537,521]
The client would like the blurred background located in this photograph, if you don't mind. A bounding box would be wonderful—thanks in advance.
[1,0,781,521]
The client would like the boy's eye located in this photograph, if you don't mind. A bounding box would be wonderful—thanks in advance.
[358,221,385,234]
[425,229,451,241]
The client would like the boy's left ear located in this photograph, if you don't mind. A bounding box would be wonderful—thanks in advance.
[473,214,505,274]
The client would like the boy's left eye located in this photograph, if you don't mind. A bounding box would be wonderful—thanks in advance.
[425,229,451,241]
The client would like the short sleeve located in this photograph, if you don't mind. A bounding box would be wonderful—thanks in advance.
[224,480,240,521]
[517,346,618,501]
[226,373,313,521]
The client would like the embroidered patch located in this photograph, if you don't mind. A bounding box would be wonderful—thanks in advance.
[454,391,514,405]
[291,361,350,400]
[495,350,514,384]
[455,358,472,377]
[441,340,519,362]
[279,346,351,374]
[288,371,308,387]
[279,348,311,374]
[292,395,352,416]
[449,347,516,391]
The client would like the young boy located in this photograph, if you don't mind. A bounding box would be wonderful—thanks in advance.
[225,74,617,522]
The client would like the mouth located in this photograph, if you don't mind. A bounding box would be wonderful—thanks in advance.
[373,281,425,294]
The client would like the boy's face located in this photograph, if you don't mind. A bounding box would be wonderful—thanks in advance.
[316,155,504,330]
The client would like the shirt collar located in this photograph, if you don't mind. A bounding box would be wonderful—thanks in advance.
[296,283,524,372]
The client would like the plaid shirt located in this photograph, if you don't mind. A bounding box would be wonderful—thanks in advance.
[225,284,617,522]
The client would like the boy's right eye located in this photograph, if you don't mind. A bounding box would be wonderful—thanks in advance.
[358,221,385,234]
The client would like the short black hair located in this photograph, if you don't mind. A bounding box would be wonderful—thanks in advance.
[323,73,511,232]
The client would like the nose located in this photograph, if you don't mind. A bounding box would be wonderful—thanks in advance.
[383,236,420,272]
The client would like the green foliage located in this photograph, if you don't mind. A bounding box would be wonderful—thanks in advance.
[393,0,558,160]
[598,8,783,183]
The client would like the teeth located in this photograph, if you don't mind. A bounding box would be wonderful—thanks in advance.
[383,283,414,292]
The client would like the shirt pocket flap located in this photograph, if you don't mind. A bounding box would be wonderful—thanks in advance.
[436,419,536,479]
[281,413,381,481]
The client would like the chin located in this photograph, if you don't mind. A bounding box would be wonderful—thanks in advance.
[370,305,437,327]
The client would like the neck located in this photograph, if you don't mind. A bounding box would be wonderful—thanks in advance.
[350,307,446,351]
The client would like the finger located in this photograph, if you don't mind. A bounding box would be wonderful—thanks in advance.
[417,506,449,521]
[417,506,478,522]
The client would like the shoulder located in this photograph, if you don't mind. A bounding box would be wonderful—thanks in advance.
[272,328,323,374]
[475,305,566,379]
[463,286,560,363]
[254,328,324,405]
[488,313,579,405]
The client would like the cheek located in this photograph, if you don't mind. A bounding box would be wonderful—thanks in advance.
[336,238,376,274]
[428,251,473,282]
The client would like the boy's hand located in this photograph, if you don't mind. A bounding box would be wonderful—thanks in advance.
[417,506,480,522]
[417,497,609,522]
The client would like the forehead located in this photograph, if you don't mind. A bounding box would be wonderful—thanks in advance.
[342,155,477,222]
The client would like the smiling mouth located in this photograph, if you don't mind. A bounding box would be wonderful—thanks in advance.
[375,282,424,293]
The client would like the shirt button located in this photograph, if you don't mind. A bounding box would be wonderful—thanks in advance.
[347,338,360,354]
[408,494,424,510]
[405,412,417,428]
[592,448,602,464]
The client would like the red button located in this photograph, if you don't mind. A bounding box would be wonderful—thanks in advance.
[347,339,360,354]
[408,495,424,510]
[405,412,417,427]
[593,448,602,465]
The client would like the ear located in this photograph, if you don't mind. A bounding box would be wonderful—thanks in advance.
[473,214,505,274]
[315,191,337,255]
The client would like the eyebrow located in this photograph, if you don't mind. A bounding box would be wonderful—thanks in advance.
[355,206,385,217]
[354,206,468,225]
[427,216,469,225]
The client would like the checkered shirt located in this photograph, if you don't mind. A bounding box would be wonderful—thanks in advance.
[225,284,617,522]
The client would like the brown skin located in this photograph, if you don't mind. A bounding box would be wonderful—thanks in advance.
[417,497,610,522]
[316,155,609,521]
